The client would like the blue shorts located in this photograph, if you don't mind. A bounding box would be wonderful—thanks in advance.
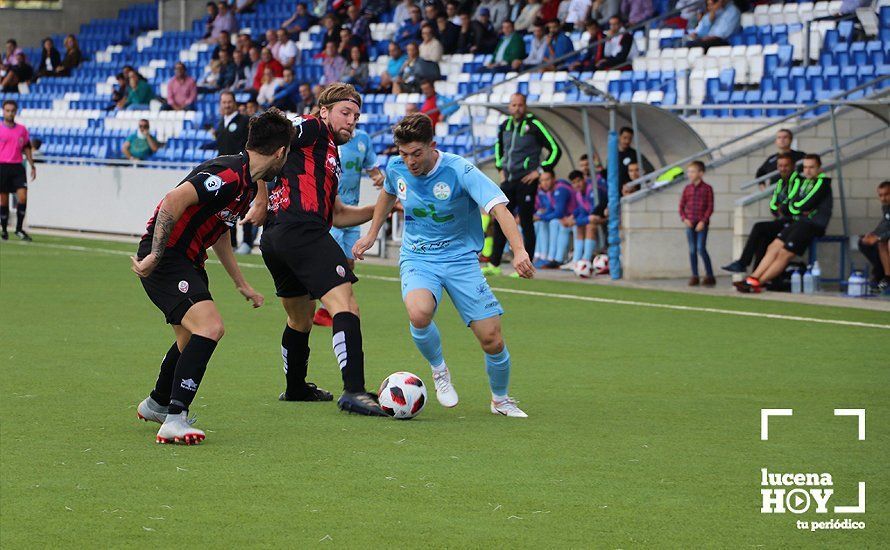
[330,226,361,259]
[399,256,504,326]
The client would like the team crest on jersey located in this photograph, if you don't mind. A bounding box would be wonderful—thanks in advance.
[397,178,408,200]
[202,174,223,193]
[433,182,451,200]
[178,280,189,293]
[357,141,366,153]
[216,208,238,227]
[336,265,346,278]
[327,154,341,179]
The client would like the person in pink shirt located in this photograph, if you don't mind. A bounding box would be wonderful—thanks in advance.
[166,62,197,111]
[0,100,36,241]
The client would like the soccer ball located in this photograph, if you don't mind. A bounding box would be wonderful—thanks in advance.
[573,259,592,278]
[592,254,609,275]
[378,372,428,419]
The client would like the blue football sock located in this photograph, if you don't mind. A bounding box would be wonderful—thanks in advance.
[485,346,511,398]
[409,322,444,368]
[533,220,548,259]
[555,224,571,262]
[572,239,583,263]
[583,238,596,261]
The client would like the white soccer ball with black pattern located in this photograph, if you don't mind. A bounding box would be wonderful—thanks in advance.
[593,254,610,274]
[378,372,427,419]
[573,259,592,278]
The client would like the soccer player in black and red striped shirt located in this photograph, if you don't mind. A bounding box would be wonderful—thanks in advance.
[260,83,385,416]
[131,108,295,445]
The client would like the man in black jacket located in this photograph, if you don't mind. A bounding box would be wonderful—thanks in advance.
[858,180,890,290]
[214,91,253,252]
[755,128,806,190]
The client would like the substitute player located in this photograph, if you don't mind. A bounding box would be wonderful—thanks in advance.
[0,100,36,241]
[313,127,384,327]
[131,108,294,445]
[260,83,385,416]
[353,113,534,418]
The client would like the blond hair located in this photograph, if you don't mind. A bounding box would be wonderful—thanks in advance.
[317,82,362,109]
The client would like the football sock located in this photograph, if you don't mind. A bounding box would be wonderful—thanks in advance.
[409,321,444,369]
[149,341,181,406]
[572,238,583,263]
[0,205,8,231]
[15,204,26,232]
[167,335,217,415]
[485,346,511,398]
[552,220,569,261]
[282,325,310,397]
[582,238,596,261]
[533,220,548,259]
[332,312,366,393]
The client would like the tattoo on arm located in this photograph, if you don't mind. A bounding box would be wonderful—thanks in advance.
[151,208,176,259]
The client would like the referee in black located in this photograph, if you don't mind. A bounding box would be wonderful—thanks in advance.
[485,93,561,276]
[214,91,252,251]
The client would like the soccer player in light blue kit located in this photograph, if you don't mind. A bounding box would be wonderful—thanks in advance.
[314,128,385,327]
[353,114,534,417]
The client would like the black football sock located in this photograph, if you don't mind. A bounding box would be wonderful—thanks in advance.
[0,205,8,232]
[168,335,217,415]
[282,325,310,397]
[15,203,26,233]
[149,342,181,406]
[332,312,366,394]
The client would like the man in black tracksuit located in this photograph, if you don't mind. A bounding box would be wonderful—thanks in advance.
[485,93,561,275]
[738,154,832,293]
[723,152,802,273]
[214,92,252,250]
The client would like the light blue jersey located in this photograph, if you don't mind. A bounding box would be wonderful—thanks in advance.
[384,151,508,261]
[337,129,377,206]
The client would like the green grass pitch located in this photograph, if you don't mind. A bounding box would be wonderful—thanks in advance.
[1,235,887,547]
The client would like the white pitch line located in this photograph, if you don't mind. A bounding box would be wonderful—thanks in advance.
[6,240,890,331]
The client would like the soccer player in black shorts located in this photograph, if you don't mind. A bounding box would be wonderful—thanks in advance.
[131,109,294,444]
[0,100,36,241]
[260,83,387,416]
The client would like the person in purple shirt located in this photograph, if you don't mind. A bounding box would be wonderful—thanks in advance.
[207,1,239,43]
[620,0,653,26]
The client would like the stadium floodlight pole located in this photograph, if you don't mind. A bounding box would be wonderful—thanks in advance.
[607,106,622,279]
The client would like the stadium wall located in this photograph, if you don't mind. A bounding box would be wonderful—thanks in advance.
[0,0,140,49]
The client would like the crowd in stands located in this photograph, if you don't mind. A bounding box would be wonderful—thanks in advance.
[1,36,82,92]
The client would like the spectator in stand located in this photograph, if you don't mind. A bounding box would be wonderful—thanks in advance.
[264,29,280,57]
[679,161,715,287]
[620,0,653,26]
[236,32,254,56]
[271,67,300,111]
[686,0,740,50]
[541,19,574,69]
[275,28,299,68]
[217,48,238,90]
[122,119,160,161]
[476,0,510,27]
[203,1,219,39]
[520,23,548,68]
[198,59,223,93]
[755,128,806,190]
[622,160,642,195]
[393,42,440,93]
[1,52,32,93]
[283,2,318,35]
[397,5,425,48]
[55,35,82,76]
[344,4,372,46]
[119,70,155,109]
[108,72,129,110]
[3,40,23,68]
[565,0,593,30]
[166,62,197,111]
[35,38,61,80]
[230,49,251,90]
[417,79,458,126]
[569,19,605,70]
[211,31,235,60]
[240,46,261,91]
[722,153,801,274]
[252,47,284,90]
[419,23,445,62]
[342,46,370,89]
[446,0,462,24]
[338,28,366,60]
[377,42,406,93]
[485,20,526,71]
[515,0,542,31]
[615,127,653,184]
[594,16,637,70]
[858,181,890,291]
[207,0,238,43]
[257,67,283,105]
[738,155,833,294]
[320,41,347,85]
[295,83,317,114]
[436,14,461,54]
[591,0,621,25]
[245,98,261,116]
[320,14,342,48]
[423,1,441,27]
[457,10,498,54]
[394,0,417,26]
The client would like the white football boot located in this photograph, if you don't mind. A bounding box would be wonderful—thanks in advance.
[432,367,459,408]
[491,396,528,418]
[559,260,576,271]
[136,396,168,424]
[156,411,205,445]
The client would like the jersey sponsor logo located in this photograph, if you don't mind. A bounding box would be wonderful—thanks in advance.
[433,182,451,200]
[409,240,452,253]
[178,280,190,293]
[327,154,341,180]
[344,159,364,174]
[216,208,238,227]
[396,178,408,200]
[203,173,223,193]
[411,203,454,223]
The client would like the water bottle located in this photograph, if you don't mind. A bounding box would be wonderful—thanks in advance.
[846,270,865,297]
[811,261,821,292]
[791,269,802,294]
[803,267,814,294]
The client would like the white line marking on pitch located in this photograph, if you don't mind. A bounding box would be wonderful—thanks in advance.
[7,240,890,330]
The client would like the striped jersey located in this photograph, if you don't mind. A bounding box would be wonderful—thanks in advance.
[139,152,257,266]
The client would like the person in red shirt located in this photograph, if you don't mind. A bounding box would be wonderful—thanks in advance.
[418,79,441,126]
[679,161,715,286]
[0,100,35,241]
[251,47,283,91]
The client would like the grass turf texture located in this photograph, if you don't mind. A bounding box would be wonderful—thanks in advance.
[1,235,888,547]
